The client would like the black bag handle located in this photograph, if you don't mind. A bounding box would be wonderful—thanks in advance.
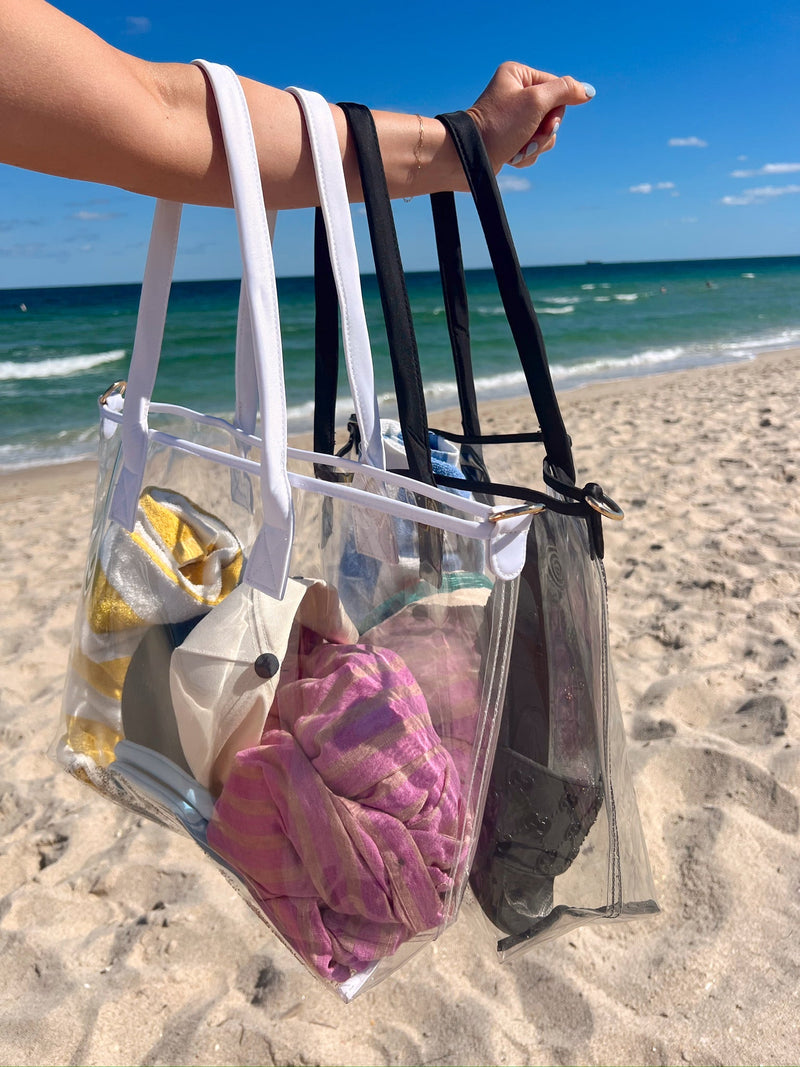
[315,104,444,582]
[427,191,492,486]
[429,192,544,451]
[314,107,576,485]
[314,107,491,486]
[434,111,575,484]
[313,102,435,489]
[313,206,340,462]
[312,106,614,548]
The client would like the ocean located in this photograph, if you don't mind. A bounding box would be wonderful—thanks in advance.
[1,255,798,471]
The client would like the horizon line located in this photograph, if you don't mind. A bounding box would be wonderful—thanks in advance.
[1,251,797,293]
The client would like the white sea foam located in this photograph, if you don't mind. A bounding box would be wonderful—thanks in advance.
[542,296,580,304]
[581,284,596,290]
[539,305,575,315]
[285,330,800,433]
[716,328,800,354]
[423,346,698,402]
[0,425,98,471]
[614,293,639,302]
[285,397,317,431]
[551,347,687,380]
[0,349,126,382]
[594,296,611,302]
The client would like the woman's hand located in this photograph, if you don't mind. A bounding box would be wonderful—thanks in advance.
[467,62,595,172]
[370,62,595,201]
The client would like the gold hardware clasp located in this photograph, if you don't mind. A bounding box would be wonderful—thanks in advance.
[488,501,548,524]
[586,491,624,521]
[99,380,127,405]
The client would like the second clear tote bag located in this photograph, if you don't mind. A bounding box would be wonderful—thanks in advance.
[316,102,659,958]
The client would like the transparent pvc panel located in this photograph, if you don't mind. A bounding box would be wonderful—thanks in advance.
[468,507,658,957]
[54,411,518,999]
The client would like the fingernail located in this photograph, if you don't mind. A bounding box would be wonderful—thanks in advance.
[511,141,539,165]
[581,82,596,99]
[552,119,561,134]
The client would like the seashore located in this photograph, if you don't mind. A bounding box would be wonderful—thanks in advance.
[0,348,798,1066]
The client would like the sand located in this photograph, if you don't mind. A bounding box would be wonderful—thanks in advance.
[1,349,798,1067]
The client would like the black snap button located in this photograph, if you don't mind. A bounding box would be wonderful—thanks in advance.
[254,652,280,679]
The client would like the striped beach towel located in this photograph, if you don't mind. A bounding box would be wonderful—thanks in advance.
[63,487,242,768]
[207,641,462,983]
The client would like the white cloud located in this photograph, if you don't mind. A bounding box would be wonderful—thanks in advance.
[668,137,708,147]
[0,242,68,261]
[731,162,800,178]
[629,181,677,194]
[65,231,98,244]
[0,217,42,231]
[747,184,800,198]
[721,184,800,206]
[70,210,122,221]
[125,16,151,34]
[497,174,531,193]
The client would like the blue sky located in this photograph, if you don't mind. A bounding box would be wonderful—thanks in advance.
[1,0,798,288]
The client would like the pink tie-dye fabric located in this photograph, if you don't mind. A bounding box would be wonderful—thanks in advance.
[361,590,488,784]
[206,642,462,983]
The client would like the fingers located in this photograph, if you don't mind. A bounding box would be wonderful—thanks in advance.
[526,71,596,109]
[540,105,566,137]
[494,62,595,106]
[507,75,594,167]
[467,63,595,174]
[509,105,564,167]
[510,127,557,168]
[496,62,561,89]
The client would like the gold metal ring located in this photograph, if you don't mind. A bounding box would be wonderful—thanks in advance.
[99,380,127,405]
[586,492,624,521]
[488,501,547,524]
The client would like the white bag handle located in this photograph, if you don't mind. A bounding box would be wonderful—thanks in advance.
[231,88,384,470]
[110,65,386,600]
[288,87,384,470]
[110,61,294,597]
[233,210,276,437]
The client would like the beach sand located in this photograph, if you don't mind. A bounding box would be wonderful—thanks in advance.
[1,349,798,1067]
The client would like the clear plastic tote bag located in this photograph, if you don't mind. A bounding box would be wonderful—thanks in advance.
[53,64,533,999]
[314,102,659,958]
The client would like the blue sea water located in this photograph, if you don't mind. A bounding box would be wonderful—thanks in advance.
[1,255,798,471]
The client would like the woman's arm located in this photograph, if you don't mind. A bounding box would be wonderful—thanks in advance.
[0,0,594,208]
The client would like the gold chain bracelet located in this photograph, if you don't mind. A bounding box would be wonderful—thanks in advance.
[404,115,424,202]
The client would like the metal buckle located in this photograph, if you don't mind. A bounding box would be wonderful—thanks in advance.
[99,380,127,405]
[586,490,624,521]
[488,501,548,524]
